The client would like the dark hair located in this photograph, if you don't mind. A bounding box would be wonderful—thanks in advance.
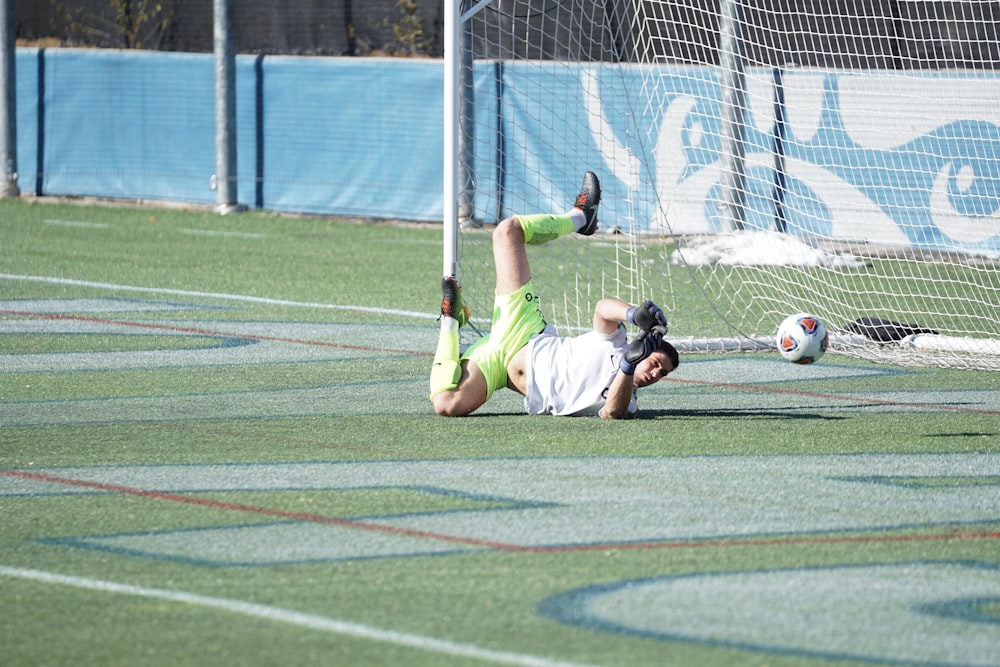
[659,340,679,371]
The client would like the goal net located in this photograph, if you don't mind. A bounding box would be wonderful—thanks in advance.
[445,0,1000,370]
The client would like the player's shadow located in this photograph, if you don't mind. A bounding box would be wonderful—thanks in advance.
[636,408,848,420]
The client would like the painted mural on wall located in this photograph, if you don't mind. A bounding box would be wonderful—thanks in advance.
[497,65,1000,255]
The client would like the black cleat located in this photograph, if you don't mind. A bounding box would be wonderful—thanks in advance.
[440,276,470,327]
[574,171,602,235]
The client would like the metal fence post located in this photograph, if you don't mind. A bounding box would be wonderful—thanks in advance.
[0,0,19,198]
[717,0,747,231]
[213,0,242,213]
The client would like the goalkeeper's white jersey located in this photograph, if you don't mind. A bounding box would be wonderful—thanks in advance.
[522,323,636,417]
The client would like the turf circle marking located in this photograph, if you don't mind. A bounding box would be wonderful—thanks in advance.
[539,561,1000,666]
[0,273,432,319]
[1,309,431,362]
[0,566,596,667]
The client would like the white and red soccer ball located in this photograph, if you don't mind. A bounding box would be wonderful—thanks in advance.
[776,313,829,364]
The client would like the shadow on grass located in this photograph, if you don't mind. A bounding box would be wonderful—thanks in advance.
[451,407,852,420]
[636,408,849,420]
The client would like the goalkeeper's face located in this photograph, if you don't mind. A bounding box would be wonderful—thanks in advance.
[633,351,674,388]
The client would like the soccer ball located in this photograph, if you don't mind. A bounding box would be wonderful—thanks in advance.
[776,313,829,364]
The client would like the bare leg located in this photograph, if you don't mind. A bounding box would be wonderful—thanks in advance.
[492,217,533,296]
[431,358,488,416]
[491,171,601,296]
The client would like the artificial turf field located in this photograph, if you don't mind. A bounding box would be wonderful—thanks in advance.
[2,197,999,667]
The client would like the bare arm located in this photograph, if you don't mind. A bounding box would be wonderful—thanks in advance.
[593,298,636,419]
[593,298,632,334]
[599,370,635,419]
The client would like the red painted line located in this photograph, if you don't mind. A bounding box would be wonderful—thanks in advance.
[1,468,520,552]
[665,376,1000,416]
[525,530,1000,553]
[3,468,998,554]
[1,309,432,357]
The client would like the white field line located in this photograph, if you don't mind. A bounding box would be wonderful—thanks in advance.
[178,228,269,239]
[0,274,435,321]
[42,220,111,229]
[0,566,596,667]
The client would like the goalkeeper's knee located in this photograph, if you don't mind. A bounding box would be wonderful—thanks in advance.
[429,320,462,399]
[429,359,462,399]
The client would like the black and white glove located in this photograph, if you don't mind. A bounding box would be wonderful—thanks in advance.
[627,300,668,333]
[619,325,667,375]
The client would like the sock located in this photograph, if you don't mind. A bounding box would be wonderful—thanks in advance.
[429,318,462,398]
[517,213,575,245]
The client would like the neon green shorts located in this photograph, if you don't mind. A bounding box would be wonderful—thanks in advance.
[462,280,547,399]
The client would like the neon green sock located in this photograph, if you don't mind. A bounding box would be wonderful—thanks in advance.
[518,213,574,245]
[429,319,462,398]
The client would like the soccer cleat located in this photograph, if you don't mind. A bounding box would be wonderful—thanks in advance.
[573,171,602,235]
[440,276,471,327]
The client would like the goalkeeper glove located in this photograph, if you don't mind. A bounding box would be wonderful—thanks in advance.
[619,325,667,375]
[627,300,668,333]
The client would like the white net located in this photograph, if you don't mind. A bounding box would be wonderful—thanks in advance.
[452,0,1000,370]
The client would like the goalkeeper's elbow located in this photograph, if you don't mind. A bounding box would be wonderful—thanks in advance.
[599,407,630,420]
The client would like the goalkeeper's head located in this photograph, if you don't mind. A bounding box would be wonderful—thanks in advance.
[633,340,679,387]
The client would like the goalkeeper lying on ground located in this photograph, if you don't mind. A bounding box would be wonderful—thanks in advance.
[430,171,679,419]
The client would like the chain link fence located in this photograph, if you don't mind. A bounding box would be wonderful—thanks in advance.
[13,1,1000,68]
[15,0,444,56]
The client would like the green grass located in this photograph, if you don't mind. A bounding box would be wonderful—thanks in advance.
[1,198,999,667]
